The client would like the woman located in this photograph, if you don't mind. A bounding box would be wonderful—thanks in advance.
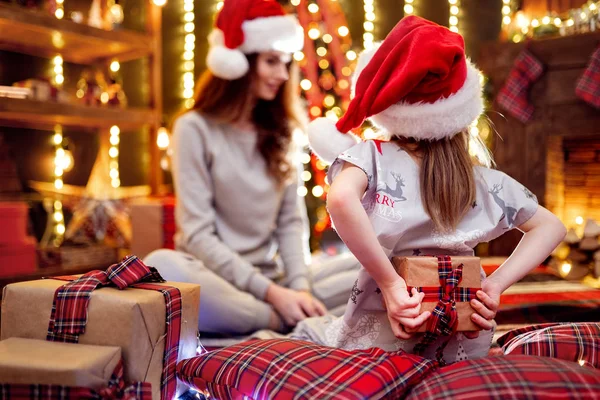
[145,0,360,335]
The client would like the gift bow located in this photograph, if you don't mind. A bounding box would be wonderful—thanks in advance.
[45,255,181,400]
[412,256,478,364]
[48,255,165,337]
[98,360,152,400]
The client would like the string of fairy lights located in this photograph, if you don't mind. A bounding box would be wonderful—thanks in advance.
[109,125,121,188]
[501,0,513,27]
[55,0,64,19]
[52,0,66,241]
[404,0,414,16]
[363,0,375,50]
[448,0,460,33]
[503,1,599,43]
[182,0,197,109]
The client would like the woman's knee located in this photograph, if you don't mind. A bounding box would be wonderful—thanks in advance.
[144,249,177,267]
[143,249,192,282]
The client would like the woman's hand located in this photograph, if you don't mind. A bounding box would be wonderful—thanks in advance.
[265,284,327,327]
[380,279,431,340]
[464,278,501,338]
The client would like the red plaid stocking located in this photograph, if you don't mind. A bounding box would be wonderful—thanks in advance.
[576,46,600,109]
[497,49,544,123]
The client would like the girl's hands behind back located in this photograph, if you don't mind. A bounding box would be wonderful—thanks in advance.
[464,278,501,339]
[380,279,431,340]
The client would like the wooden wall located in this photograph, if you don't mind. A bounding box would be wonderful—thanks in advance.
[478,31,600,255]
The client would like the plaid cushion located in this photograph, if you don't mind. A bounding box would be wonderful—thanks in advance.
[576,46,600,109]
[177,338,437,400]
[497,322,600,368]
[406,355,600,400]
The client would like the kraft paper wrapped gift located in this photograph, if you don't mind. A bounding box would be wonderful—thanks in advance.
[1,277,201,400]
[0,337,121,390]
[392,256,481,332]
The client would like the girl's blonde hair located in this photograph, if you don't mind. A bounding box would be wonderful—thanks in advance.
[396,131,493,232]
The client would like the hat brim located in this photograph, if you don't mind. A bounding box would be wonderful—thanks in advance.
[352,45,484,140]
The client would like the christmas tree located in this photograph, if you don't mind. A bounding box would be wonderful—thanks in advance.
[290,0,356,253]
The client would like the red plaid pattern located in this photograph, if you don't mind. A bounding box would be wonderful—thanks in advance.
[497,322,600,368]
[576,46,600,109]
[0,360,152,400]
[177,338,437,400]
[134,282,182,399]
[45,256,181,400]
[162,197,176,249]
[412,256,478,364]
[497,49,544,123]
[406,355,600,400]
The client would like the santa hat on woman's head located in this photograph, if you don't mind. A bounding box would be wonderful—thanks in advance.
[207,0,304,80]
[308,16,484,164]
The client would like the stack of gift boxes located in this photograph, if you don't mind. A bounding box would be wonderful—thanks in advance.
[0,255,201,399]
[0,202,37,278]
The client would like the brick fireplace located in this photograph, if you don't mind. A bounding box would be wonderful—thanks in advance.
[479,31,600,256]
[547,136,600,229]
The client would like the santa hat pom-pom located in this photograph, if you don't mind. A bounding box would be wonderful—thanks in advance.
[307,117,358,164]
[206,46,249,80]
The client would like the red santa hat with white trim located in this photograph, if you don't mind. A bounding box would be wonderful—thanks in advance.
[207,0,304,80]
[308,16,484,164]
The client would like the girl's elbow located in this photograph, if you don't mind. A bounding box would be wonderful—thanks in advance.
[554,218,567,241]
[326,191,345,211]
[326,189,355,213]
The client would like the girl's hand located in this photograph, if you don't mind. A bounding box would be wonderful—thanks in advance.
[380,280,431,340]
[464,278,501,338]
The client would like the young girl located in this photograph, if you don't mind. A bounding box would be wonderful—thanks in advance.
[299,16,566,363]
[144,0,360,336]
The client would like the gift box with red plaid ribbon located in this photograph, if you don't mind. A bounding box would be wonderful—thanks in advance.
[1,256,201,400]
[129,196,176,258]
[0,337,152,399]
[392,256,481,332]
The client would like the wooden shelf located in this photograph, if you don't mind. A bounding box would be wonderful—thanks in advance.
[0,97,159,130]
[0,3,153,64]
[0,264,100,298]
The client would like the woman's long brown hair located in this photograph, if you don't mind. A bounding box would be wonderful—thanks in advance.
[176,54,305,186]
[396,132,493,232]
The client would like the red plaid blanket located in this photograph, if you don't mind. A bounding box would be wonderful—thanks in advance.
[0,360,152,400]
[45,255,181,400]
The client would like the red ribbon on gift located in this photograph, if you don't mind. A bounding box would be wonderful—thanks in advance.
[45,255,181,400]
[0,359,152,400]
[411,255,479,365]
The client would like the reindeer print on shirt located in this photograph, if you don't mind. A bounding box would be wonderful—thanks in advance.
[380,171,407,202]
[489,184,518,228]
[373,171,406,222]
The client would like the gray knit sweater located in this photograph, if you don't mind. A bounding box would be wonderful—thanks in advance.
[171,111,311,300]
